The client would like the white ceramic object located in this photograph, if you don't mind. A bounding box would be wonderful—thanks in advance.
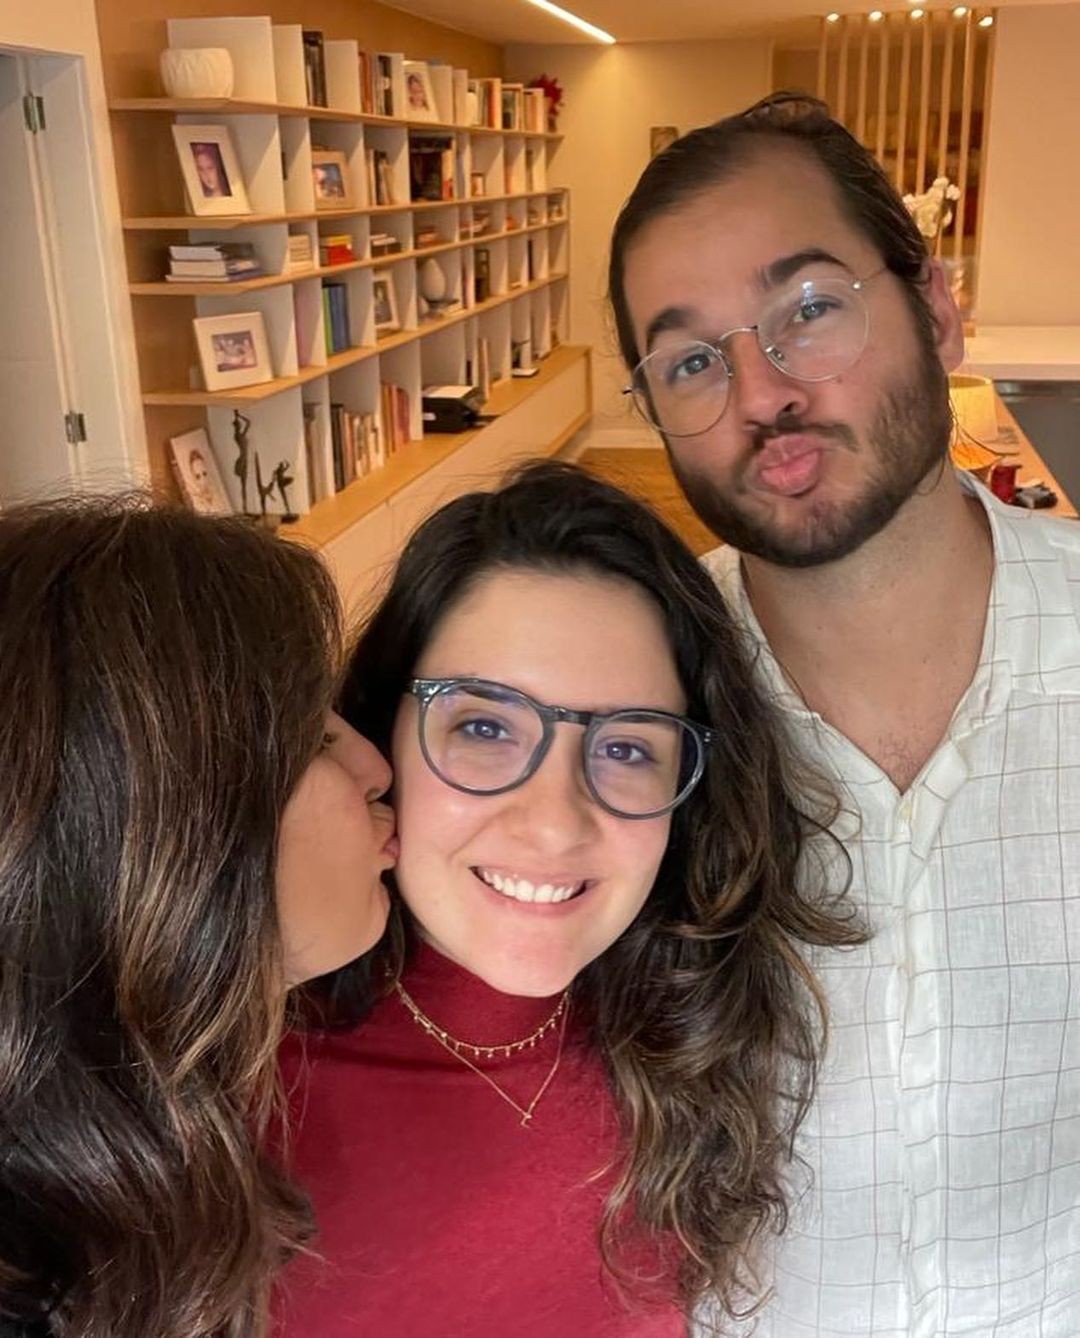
[418,256,448,304]
[160,47,235,99]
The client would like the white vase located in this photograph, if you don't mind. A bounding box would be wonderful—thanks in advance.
[418,256,447,304]
[160,47,235,99]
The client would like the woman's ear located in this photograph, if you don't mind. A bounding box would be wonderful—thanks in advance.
[924,258,966,373]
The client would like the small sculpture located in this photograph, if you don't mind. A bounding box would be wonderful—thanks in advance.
[272,459,298,521]
[231,410,252,514]
[254,454,277,518]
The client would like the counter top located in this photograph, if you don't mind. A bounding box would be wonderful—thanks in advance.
[962,326,1080,381]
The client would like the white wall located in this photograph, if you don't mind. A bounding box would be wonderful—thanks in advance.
[977,3,1080,326]
[0,0,147,480]
[505,40,773,422]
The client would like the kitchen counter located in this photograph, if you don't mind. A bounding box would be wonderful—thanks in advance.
[962,326,1080,381]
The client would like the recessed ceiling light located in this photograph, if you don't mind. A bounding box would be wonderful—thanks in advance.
[978,13,994,25]
[523,0,616,43]
[826,12,841,22]
[869,9,883,20]
[953,5,969,15]
[910,8,925,17]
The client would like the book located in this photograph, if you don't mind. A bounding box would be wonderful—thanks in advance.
[324,282,350,353]
[168,241,255,262]
[501,82,524,131]
[302,30,327,108]
[409,136,454,202]
[167,258,263,280]
[286,233,314,272]
[370,232,402,257]
[474,247,490,303]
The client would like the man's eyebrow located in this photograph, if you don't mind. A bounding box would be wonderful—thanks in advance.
[643,305,698,353]
[758,248,850,290]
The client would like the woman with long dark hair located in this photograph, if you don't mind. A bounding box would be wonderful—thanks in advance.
[280,461,861,1335]
[0,497,395,1337]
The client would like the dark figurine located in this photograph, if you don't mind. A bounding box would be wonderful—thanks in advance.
[231,410,252,514]
[272,460,298,522]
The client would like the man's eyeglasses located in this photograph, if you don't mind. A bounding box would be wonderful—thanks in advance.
[624,266,886,438]
[407,677,715,820]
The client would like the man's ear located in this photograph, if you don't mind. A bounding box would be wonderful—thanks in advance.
[924,258,965,373]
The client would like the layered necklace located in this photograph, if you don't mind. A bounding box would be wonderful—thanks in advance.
[393,979,571,1127]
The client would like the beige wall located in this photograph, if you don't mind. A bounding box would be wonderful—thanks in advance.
[505,40,773,422]
[977,3,1080,325]
[0,0,147,474]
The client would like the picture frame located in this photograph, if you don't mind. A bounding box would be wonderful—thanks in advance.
[311,149,353,210]
[168,428,234,515]
[371,271,400,333]
[193,311,274,392]
[403,60,438,123]
[171,124,251,217]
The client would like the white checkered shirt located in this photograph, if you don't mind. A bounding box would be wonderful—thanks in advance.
[701,476,1080,1336]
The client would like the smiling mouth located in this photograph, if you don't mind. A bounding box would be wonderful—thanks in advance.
[472,867,589,904]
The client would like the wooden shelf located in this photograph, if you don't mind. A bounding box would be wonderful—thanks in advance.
[108,97,563,142]
[129,221,566,296]
[122,188,568,232]
[139,273,569,406]
[280,344,589,546]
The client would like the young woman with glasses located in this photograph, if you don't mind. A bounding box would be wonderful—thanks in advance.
[279,461,861,1336]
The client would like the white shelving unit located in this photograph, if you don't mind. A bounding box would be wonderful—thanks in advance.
[113,14,573,519]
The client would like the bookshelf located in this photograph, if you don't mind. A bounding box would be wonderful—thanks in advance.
[107,11,586,600]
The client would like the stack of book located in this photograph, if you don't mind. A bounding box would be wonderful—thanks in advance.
[329,404,383,491]
[365,148,395,206]
[380,380,411,454]
[414,223,441,249]
[165,242,263,284]
[468,77,502,129]
[286,233,314,273]
[319,234,355,267]
[322,283,351,354]
[303,30,327,107]
[409,137,455,202]
[370,232,402,258]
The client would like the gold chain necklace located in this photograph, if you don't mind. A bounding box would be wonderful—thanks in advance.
[393,980,571,1127]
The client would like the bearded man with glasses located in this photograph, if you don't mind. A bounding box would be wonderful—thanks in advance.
[610,92,1080,1337]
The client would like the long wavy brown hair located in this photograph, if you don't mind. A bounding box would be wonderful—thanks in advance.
[308,460,863,1321]
[0,497,342,1337]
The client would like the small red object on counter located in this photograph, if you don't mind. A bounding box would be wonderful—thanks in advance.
[990,461,1020,503]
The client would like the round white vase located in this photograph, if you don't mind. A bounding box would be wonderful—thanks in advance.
[160,47,235,99]
[418,257,448,304]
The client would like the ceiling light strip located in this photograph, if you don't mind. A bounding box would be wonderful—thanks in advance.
[523,0,616,44]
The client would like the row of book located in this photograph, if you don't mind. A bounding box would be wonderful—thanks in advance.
[321,382,409,493]
[323,283,351,355]
[365,147,396,206]
[409,138,456,203]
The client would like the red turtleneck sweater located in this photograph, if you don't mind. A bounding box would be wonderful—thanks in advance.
[275,945,685,1336]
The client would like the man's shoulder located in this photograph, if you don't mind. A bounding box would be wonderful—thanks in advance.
[992,499,1080,612]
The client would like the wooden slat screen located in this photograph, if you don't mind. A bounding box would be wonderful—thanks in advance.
[807,9,995,263]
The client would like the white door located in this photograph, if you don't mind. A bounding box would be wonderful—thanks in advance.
[0,51,77,501]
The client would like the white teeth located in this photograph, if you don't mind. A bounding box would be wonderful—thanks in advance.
[475,868,583,905]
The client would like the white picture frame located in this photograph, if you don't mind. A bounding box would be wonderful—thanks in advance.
[171,123,251,216]
[372,271,400,333]
[168,428,234,515]
[403,61,439,123]
[311,149,354,210]
[193,311,273,392]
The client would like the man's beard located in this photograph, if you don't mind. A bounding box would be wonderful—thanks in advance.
[669,346,953,569]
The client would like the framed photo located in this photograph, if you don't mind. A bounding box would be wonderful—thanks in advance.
[171,124,251,216]
[193,311,273,392]
[168,428,233,515]
[403,61,438,123]
[650,125,679,159]
[311,150,353,210]
[371,270,400,333]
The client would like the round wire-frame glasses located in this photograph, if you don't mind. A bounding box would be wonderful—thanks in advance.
[407,676,715,820]
[624,266,886,439]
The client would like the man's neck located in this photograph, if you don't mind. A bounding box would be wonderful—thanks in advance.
[741,468,995,792]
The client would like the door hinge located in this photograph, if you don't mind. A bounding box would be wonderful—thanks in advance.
[64,411,87,444]
[23,93,46,133]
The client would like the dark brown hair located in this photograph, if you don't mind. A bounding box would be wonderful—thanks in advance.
[0,497,342,1336]
[608,90,936,375]
[311,460,862,1319]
